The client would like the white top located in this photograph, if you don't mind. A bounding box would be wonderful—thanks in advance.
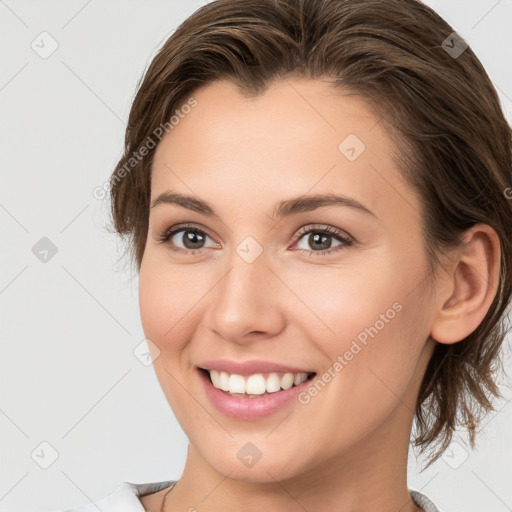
[54,480,442,512]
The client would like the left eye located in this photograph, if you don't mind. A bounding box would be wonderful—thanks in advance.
[292,227,353,255]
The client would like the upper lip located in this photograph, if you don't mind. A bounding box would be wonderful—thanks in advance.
[197,359,315,376]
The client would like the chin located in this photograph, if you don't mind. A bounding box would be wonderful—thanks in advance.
[208,454,304,484]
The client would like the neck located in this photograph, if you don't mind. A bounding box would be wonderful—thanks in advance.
[161,403,421,512]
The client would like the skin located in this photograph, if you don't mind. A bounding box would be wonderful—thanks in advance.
[138,78,500,512]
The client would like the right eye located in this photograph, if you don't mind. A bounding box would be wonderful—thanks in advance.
[157,223,219,254]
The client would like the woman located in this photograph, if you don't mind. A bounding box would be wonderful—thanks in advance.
[58,0,512,510]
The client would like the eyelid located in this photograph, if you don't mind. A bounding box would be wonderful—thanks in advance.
[292,223,354,243]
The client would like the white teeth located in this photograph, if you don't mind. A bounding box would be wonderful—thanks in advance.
[246,374,267,394]
[294,373,305,385]
[281,372,295,390]
[210,369,221,388]
[228,374,246,393]
[206,370,310,395]
[266,372,281,392]
[218,370,230,391]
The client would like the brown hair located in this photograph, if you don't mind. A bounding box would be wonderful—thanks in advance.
[108,0,512,468]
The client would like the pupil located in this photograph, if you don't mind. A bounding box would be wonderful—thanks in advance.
[310,233,330,250]
[183,230,204,249]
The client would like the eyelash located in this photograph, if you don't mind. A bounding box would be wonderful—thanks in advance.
[156,222,354,257]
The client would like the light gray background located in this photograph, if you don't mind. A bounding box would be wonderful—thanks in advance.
[1,1,511,511]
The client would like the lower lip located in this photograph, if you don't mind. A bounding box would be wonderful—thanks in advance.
[198,369,313,420]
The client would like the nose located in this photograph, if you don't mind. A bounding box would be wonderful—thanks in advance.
[202,249,286,344]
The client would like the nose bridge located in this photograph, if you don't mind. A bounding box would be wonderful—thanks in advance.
[205,246,284,341]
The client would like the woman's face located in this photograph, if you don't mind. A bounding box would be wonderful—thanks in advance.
[139,78,438,481]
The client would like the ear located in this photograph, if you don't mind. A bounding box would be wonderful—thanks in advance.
[430,224,501,344]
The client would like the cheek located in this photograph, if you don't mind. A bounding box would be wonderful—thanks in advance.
[293,275,412,393]
[290,251,429,418]
[138,261,202,414]
[138,257,206,351]
[284,251,403,350]
[138,275,175,349]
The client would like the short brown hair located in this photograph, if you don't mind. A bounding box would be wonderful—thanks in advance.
[108,0,512,467]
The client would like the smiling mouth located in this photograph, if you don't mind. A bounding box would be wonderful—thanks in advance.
[199,367,317,397]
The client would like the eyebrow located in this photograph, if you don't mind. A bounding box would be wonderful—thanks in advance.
[150,191,376,219]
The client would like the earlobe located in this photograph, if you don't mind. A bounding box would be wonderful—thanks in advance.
[430,224,501,345]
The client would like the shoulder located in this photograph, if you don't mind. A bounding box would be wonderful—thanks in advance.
[138,481,177,512]
[51,480,175,512]
[410,489,442,512]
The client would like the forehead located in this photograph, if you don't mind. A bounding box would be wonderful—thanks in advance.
[151,78,419,224]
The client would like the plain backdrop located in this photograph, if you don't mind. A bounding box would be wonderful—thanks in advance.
[1,1,512,511]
